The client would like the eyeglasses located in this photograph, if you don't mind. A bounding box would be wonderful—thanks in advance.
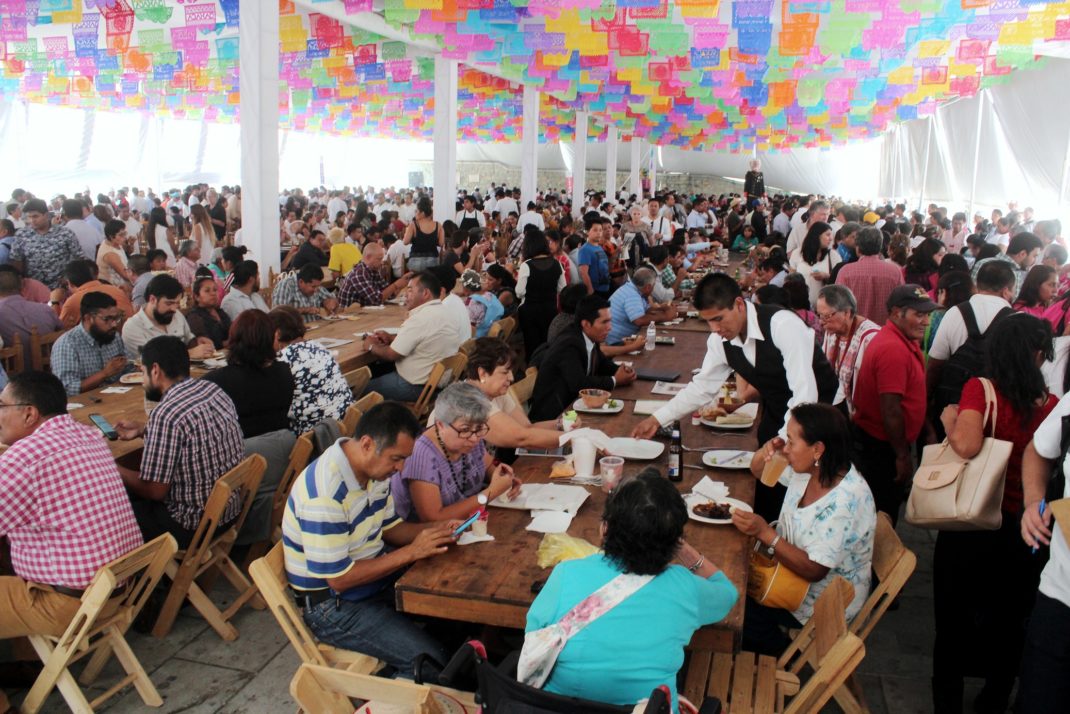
[446,421,489,439]
[93,314,123,324]
[0,402,30,409]
[815,310,840,323]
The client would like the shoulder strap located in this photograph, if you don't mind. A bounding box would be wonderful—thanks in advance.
[959,301,980,339]
[555,573,653,638]
[977,377,999,438]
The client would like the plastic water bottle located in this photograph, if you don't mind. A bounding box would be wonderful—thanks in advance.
[645,322,657,351]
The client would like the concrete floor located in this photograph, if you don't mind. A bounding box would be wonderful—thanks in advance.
[9,520,994,713]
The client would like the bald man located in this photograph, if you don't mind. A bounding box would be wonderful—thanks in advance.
[337,242,412,307]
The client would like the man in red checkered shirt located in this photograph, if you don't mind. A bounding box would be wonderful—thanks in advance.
[0,371,142,709]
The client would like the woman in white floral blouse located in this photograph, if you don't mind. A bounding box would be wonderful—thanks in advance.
[734,402,876,655]
[269,306,354,435]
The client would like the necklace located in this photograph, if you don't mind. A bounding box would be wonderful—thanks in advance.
[434,426,469,495]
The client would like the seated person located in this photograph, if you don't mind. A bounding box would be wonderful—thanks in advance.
[114,336,245,547]
[459,269,504,339]
[0,264,63,367]
[51,291,134,395]
[529,295,637,422]
[0,372,143,714]
[363,271,464,402]
[327,226,362,278]
[121,274,214,361]
[736,403,876,655]
[270,306,353,435]
[391,382,521,522]
[131,250,167,308]
[607,267,677,345]
[185,275,231,349]
[290,229,330,271]
[524,469,737,708]
[337,242,410,308]
[271,264,338,323]
[58,258,134,330]
[204,310,294,439]
[282,402,459,680]
[220,259,269,321]
[426,265,475,346]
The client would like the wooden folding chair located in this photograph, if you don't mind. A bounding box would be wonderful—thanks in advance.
[23,534,178,714]
[700,577,865,714]
[0,333,24,376]
[290,664,478,714]
[458,337,478,356]
[340,404,362,437]
[249,543,381,681]
[410,353,467,420]
[508,366,538,408]
[270,433,314,542]
[352,391,384,415]
[151,455,267,641]
[29,326,65,372]
[342,365,372,400]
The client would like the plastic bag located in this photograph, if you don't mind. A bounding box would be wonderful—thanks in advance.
[535,533,601,569]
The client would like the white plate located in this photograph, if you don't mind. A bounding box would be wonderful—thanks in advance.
[700,402,758,430]
[604,437,665,460]
[119,373,144,385]
[66,402,84,411]
[702,450,755,470]
[685,494,753,524]
[571,398,624,414]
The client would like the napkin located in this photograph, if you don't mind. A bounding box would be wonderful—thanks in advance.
[527,510,574,534]
[558,427,612,451]
[692,476,729,501]
[363,305,386,311]
[204,358,228,369]
[100,386,133,394]
[457,532,495,546]
[66,402,84,410]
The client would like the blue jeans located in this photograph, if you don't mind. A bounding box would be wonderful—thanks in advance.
[366,370,424,402]
[302,590,448,679]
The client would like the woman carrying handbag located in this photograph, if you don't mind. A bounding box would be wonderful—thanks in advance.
[932,314,1058,713]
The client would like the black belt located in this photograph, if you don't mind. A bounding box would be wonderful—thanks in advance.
[291,587,333,609]
[52,583,127,599]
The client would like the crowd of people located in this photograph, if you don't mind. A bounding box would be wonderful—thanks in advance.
[2,175,1070,712]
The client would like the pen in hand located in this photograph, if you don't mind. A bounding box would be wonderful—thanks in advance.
[1033,498,1047,555]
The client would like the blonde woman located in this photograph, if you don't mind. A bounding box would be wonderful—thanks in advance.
[189,204,217,267]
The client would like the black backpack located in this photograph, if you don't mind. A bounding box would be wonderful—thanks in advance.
[932,301,1014,412]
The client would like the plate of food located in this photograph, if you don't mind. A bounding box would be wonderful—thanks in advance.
[571,397,624,414]
[119,373,144,385]
[700,402,758,430]
[701,450,755,470]
[685,494,753,524]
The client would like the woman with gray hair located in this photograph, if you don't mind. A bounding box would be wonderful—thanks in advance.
[173,238,201,290]
[816,284,880,415]
[390,382,522,522]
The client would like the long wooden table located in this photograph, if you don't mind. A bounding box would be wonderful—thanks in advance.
[395,317,759,656]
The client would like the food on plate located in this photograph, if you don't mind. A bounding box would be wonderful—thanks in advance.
[606,399,620,409]
[715,413,753,426]
[692,501,733,520]
[550,460,577,479]
[579,388,610,409]
[700,405,727,420]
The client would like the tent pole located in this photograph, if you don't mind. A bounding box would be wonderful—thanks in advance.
[571,112,588,218]
[967,90,985,221]
[629,138,641,199]
[1060,118,1070,209]
[432,56,458,223]
[918,116,932,213]
[604,125,618,203]
[520,85,539,210]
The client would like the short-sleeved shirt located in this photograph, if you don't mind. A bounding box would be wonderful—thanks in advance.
[391,300,464,385]
[203,362,295,439]
[290,242,329,271]
[282,439,402,600]
[140,379,245,531]
[1028,393,1070,608]
[58,281,135,330]
[278,341,354,434]
[328,243,362,277]
[0,415,143,589]
[776,467,876,623]
[608,281,649,345]
[852,320,927,442]
[51,324,134,395]
[121,308,195,359]
[0,294,63,367]
[10,225,85,288]
[272,273,333,323]
[390,433,487,522]
[577,242,610,294]
[927,294,1012,361]
[220,289,269,321]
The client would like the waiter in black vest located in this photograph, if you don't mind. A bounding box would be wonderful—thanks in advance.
[633,273,838,517]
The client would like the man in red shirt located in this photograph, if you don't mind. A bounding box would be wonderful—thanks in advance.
[852,284,939,524]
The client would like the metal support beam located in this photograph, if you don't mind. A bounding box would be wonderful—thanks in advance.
[433,55,458,223]
[520,85,539,210]
[571,112,588,219]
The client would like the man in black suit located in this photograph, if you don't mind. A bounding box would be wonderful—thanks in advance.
[529,295,637,423]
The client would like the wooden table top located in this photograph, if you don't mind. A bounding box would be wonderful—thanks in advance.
[302,303,408,373]
[395,321,758,653]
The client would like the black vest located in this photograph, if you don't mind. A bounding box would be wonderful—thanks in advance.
[722,304,838,442]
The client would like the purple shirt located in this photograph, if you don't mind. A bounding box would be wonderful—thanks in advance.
[0,294,63,367]
[389,433,486,522]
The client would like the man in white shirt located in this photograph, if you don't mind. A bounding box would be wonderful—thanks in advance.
[943,212,968,255]
[644,198,675,243]
[517,202,545,233]
[385,235,410,280]
[4,202,24,230]
[62,199,102,261]
[121,274,214,360]
[987,217,1012,251]
[787,199,830,256]
[427,266,473,346]
[495,190,518,220]
[132,190,153,216]
[118,203,141,245]
[455,196,486,232]
[772,201,794,238]
[397,194,417,224]
[326,191,348,223]
[686,197,716,232]
[482,191,497,217]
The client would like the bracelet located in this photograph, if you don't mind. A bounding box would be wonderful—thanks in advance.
[688,554,705,573]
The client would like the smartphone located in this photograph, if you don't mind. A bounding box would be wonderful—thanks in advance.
[452,511,481,538]
[89,413,118,441]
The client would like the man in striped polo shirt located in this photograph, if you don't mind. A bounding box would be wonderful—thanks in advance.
[282,401,458,679]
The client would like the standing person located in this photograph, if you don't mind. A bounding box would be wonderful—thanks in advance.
[189,204,217,266]
[923,271,975,360]
[516,231,565,360]
[789,221,841,308]
[786,199,830,256]
[817,285,881,416]
[146,206,176,267]
[645,198,675,244]
[631,274,838,518]
[935,315,1057,714]
[903,237,946,292]
[834,227,905,325]
[455,195,486,235]
[1013,265,1058,317]
[851,285,939,524]
[7,198,84,289]
[619,206,654,268]
[282,402,458,681]
[743,159,766,204]
[577,215,611,296]
[62,199,101,261]
[403,197,444,273]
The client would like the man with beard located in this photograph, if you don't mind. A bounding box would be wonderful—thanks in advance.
[50,291,135,395]
[121,274,214,360]
[113,336,244,547]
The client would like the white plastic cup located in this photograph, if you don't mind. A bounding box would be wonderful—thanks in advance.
[572,437,597,478]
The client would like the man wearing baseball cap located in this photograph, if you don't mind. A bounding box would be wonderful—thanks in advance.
[851,284,940,524]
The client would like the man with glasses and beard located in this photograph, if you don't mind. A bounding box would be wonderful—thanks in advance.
[121,274,214,361]
[113,336,244,547]
[50,291,135,395]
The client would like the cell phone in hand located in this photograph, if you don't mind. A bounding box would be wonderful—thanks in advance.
[89,413,118,441]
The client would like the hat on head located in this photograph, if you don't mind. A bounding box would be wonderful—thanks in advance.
[862,211,879,225]
[460,269,481,291]
[886,284,940,313]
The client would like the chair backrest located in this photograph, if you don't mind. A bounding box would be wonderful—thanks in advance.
[92,534,178,633]
[509,367,538,408]
[411,352,467,420]
[181,455,267,573]
[340,405,362,437]
[29,326,64,372]
[486,320,504,339]
[849,512,917,643]
[352,391,384,415]
[0,333,24,376]
[249,543,330,668]
[782,577,866,714]
[270,434,314,541]
[498,317,517,339]
[343,365,372,400]
[458,338,478,356]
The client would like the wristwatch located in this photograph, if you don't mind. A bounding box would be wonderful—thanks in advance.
[477,492,489,506]
[766,534,782,556]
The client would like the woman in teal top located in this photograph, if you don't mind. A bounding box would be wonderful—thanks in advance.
[525,469,738,711]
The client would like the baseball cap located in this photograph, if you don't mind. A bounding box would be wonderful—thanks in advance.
[862,211,879,225]
[886,284,940,313]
